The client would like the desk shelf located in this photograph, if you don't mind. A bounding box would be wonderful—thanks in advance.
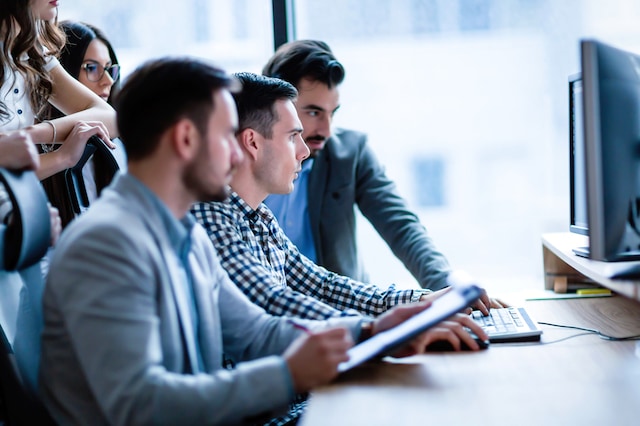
[542,232,640,301]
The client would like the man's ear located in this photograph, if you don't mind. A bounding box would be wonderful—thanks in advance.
[172,119,199,161]
[236,128,261,161]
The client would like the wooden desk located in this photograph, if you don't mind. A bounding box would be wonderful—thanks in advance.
[300,295,640,426]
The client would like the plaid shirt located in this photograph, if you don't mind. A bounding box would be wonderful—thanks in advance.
[191,192,428,320]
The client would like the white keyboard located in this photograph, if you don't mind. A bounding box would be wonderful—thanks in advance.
[471,307,542,342]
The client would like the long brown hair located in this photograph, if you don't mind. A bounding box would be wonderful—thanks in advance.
[39,21,121,228]
[0,0,65,122]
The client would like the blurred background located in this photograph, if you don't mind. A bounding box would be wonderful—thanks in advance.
[60,0,640,295]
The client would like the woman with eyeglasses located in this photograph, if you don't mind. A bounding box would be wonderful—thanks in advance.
[40,20,126,228]
[59,21,121,106]
[0,0,117,181]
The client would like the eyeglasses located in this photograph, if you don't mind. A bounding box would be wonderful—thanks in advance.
[81,61,120,82]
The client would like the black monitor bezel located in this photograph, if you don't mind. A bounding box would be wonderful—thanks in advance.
[569,72,588,236]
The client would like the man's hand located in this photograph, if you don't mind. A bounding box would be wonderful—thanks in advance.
[284,327,353,393]
[420,313,489,351]
[370,301,435,358]
[373,298,491,357]
[467,288,509,314]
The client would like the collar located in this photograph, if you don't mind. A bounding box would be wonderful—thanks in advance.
[228,191,275,225]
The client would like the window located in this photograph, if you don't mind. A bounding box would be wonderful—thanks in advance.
[291,0,640,292]
[57,0,640,293]
[412,156,446,208]
[60,0,274,78]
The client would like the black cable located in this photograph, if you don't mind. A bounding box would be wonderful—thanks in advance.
[538,321,640,341]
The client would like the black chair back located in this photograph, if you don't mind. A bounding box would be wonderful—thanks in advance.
[64,135,120,215]
[0,170,50,271]
[0,168,56,425]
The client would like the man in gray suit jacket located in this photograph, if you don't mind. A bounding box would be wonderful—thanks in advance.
[39,58,435,425]
[264,41,505,302]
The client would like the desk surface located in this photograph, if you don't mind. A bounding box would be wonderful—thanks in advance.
[300,296,640,426]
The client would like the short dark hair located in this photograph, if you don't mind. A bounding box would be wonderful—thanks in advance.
[115,57,238,161]
[262,40,345,89]
[232,72,297,139]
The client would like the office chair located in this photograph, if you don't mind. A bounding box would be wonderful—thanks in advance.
[64,135,121,215]
[0,168,56,425]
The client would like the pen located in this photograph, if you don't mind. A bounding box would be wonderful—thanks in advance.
[287,319,312,334]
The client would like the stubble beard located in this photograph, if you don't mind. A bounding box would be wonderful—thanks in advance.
[184,149,231,203]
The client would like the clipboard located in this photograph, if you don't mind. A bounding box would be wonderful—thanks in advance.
[338,282,482,372]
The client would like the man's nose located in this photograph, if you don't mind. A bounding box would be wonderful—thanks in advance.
[317,114,332,137]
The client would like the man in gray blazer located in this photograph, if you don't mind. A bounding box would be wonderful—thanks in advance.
[264,40,493,295]
[39,58,435,425]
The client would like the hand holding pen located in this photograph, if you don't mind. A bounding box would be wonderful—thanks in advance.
[282,320,353,393]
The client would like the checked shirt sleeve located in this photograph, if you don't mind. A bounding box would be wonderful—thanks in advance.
[192,200,359,320]
[274,223,424,317]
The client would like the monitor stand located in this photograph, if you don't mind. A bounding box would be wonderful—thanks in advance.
[572,245,640,278]
[572,246,640,262]
[572,246,590,258]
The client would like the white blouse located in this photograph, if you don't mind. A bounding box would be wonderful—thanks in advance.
[0,49,59,132]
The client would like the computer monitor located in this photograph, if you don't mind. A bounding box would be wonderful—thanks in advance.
[580,39,640,262]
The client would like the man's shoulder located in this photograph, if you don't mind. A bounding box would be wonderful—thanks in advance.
[57,195,147,255]
[324,128,370,158]
[331,128,368,145]
[47,197,154,293]
[58,175,162,249]
[316,128,376,170]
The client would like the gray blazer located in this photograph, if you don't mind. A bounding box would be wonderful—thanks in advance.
[309,128,451,291]
[40,174,361,425]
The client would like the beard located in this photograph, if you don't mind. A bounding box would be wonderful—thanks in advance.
[198,183,231,203]
[183,144,232,203]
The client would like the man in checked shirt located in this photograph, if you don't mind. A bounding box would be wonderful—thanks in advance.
[191,72,490,351]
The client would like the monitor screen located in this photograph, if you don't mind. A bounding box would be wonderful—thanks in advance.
[569,73,589,237]
[581,39,640,262]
